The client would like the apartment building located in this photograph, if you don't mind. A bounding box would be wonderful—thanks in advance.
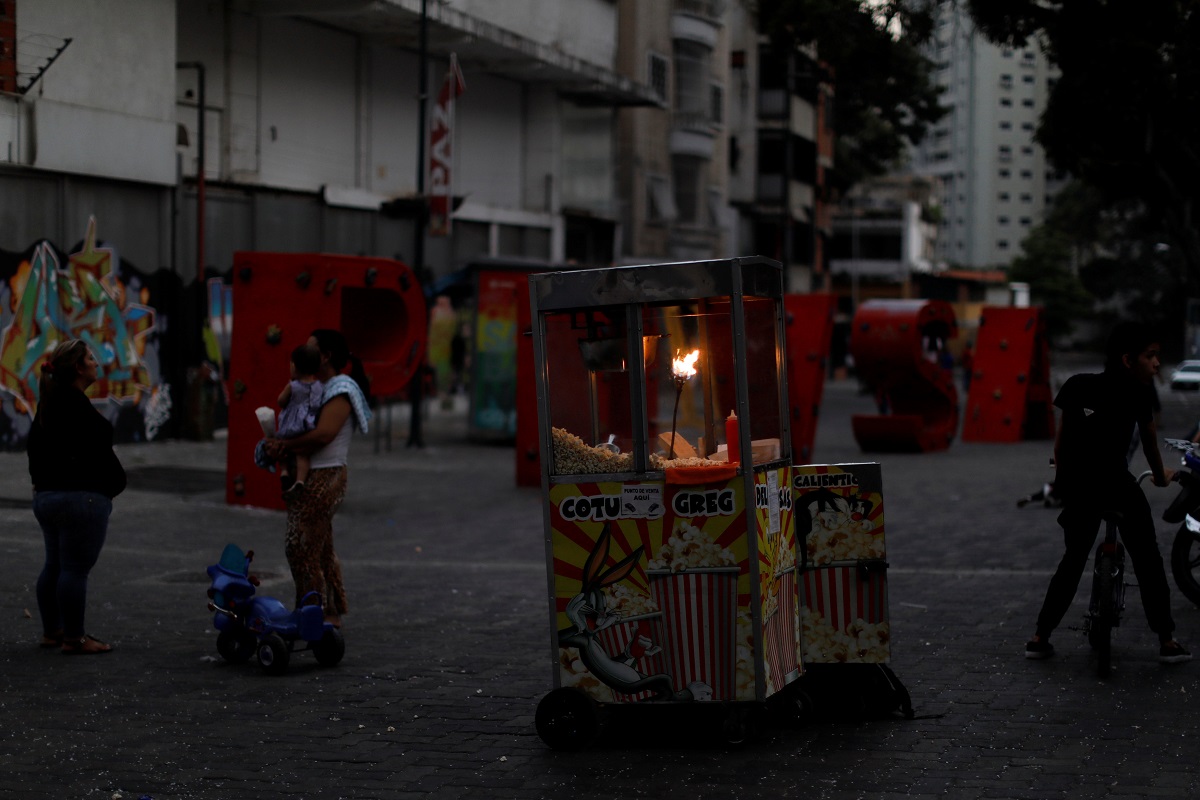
[614,0,830,291]
[910,0,1064,270]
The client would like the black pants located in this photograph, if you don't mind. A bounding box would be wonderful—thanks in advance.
[1035,475,1175,639]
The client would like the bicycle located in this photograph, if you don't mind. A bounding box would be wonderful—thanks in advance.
[1082,470,1152,678]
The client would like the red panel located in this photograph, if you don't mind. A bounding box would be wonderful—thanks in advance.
[514,283,540,487]
[783,293,836,463]
[961,306,1055,442]
[225,252,427,509]
[848,299,959,452]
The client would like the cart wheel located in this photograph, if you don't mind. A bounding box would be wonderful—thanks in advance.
[257,633,290,675]
[312,627,345,667]
[216,628,257,664]
[720,705,760,746]
[535,688,599,751]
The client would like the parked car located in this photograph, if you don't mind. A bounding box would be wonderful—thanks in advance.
[1171,361,1200,391]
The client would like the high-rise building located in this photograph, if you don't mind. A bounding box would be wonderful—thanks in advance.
[910,0,1065,270]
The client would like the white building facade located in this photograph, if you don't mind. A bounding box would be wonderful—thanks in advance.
[910,0,1064,270]
[0,0,653,281]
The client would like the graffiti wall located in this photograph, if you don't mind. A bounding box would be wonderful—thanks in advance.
[0,217,172,448]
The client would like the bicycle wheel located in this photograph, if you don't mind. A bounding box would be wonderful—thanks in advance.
[1089,551,1116,677]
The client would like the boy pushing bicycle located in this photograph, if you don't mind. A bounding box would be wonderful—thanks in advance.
[1026,322,1191,664]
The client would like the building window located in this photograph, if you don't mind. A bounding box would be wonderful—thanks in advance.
[646,174,677,223]
[673,154,706,225]
[1020,169,1033,178]
[1000,74,1013,89]
[648,53,669,103]
[675,41,712,119]
[1022,122,1035,131]
[999,192,1010,201]
[998,240,1009,249]
[999,169,1011,178]
[1023,74,1035,84]
[1021,146,1034,156]
[1000,97,1013,107]
[708,188,724,228]
[1000,121,1012,131]
[710,83,724,127]
[999,216,1010,225]
[1020,217,1032,226]
[1022,98,1035,107]
[1020,193,1032,202]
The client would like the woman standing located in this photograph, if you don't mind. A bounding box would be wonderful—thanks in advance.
[27,340,126,654]
[266,329,370,627]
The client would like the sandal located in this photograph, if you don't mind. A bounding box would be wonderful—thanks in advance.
[61,634,113,655]
[39,631,64,649]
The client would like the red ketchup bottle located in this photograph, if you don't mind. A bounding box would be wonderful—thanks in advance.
[725,410,740,465]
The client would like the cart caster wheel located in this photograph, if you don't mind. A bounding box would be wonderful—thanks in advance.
[257,633,290,675]
[720,706,760,746]
[788,688,815,724]
[312,627,345,667]
[216,629,257,664]
[535,688,598,751]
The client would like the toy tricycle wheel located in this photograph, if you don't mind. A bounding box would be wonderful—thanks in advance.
[216,629,257,664]
[257,633,290,675]
[312,627,345,667]
[535,688,599,751]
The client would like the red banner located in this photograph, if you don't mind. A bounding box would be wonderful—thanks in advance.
[429,54,465,237]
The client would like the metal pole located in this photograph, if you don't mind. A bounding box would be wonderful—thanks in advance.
[176,62,206,283]
[407,0,429,448]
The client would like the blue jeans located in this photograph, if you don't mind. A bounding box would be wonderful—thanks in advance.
[34,491,112,639]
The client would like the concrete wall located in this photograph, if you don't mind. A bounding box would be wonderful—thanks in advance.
[21,0,177,185]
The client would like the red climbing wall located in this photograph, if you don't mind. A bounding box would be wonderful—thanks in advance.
[849,299,959,453]
[225,252,427,509]
[961,306,1054,443]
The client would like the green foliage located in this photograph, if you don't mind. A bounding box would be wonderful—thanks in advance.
[1010,180,1190,351]
[1007,224,1092,343]
[967,0,1200,280]
[757,0,947,195]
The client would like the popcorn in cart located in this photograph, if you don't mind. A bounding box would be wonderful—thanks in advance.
[528,257,800,749]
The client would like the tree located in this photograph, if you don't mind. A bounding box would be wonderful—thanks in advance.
[757,0,948,195]
[1011,180,1189,351]
[967,0,1200,281]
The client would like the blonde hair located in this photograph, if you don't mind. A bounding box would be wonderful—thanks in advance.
[34,339,91,426]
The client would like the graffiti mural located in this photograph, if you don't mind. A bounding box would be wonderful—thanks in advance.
[0,216,170,448]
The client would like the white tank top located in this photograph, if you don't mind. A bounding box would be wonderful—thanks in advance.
[310,417,352,469]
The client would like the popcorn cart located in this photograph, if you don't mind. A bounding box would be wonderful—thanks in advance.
[528,257,799,750]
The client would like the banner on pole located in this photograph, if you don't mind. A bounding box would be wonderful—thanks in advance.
[429,53,465,238]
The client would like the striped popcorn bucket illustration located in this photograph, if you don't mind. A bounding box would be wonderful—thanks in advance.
[594,612,668,703]
[648,567,739,701]
[764,567,799,690]
[800,564,890,664]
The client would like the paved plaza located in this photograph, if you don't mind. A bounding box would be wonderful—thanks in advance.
[3,362,1200,799]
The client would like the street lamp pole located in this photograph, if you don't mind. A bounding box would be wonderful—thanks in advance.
[407,0,429,448]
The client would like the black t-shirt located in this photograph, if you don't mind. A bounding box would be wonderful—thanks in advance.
[1054,371,1153,495]
[27,387,127,498]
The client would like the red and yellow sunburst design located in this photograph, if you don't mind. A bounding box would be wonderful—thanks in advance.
[548,477,751,630]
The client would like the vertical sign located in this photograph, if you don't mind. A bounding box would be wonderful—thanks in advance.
[429,53,465,237]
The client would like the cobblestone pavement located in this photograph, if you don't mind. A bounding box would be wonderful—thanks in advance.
[3,362,1200,799]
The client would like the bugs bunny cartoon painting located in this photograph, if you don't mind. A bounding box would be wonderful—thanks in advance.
[559,523,710,702]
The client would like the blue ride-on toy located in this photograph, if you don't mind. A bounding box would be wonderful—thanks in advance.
[206,543,345,675]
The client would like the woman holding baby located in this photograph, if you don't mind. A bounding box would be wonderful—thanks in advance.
[265,329,371,628]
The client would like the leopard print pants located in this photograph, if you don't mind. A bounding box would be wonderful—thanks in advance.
[284,465,348,615]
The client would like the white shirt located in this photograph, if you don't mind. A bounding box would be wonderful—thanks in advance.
[310,416,352,469]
